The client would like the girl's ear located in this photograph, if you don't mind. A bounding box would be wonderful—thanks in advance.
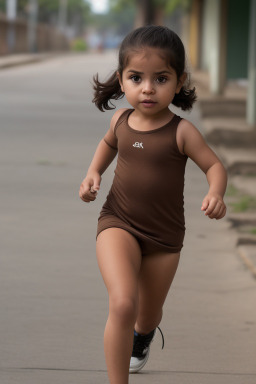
[176,72,187,94]
[117,71,124,92]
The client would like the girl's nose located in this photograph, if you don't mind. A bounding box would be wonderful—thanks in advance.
[142,81,155,94]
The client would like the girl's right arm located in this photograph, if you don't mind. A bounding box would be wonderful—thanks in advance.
[79,108,127,203]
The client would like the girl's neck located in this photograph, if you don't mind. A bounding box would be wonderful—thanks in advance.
[129,108,174,131]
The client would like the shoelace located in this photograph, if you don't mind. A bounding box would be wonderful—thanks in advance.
[157,326,165,350]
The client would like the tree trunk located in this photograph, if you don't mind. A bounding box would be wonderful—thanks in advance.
[134,0,158,27]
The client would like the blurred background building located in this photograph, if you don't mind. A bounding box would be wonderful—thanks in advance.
[188,0,256,128]
[0,0,255,126]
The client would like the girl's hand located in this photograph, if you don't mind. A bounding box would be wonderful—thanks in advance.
[201,193,226,220]
[79,172,101,203]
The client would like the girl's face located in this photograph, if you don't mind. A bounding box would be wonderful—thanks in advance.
[117,47,186,117]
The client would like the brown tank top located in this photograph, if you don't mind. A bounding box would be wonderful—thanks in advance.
[99,109,188,251]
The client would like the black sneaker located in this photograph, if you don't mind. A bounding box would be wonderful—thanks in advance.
[129,327,164,373]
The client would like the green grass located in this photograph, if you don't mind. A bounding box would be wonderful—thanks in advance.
[226,183,240,197]
[250,228,256,235]
[226,182,256,213]
[230,196,256,212]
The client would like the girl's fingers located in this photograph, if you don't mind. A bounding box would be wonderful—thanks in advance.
[81,194,96,202]
[90,187,99,194]
[207,200,222,218]
[203,198,217,216]
[201,199,209,212]
[79,182,97,203]
[216,205,227,220]
[202,196,226,219]
[208,202,226,219]
[91,173,101,192]
[80,190,97,202]
[79,174,101,203]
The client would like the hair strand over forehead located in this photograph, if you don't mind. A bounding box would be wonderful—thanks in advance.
[118,25,185,77]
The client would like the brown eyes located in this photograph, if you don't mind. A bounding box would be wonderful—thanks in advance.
[129,75,168,84]
[156,76,167,83]
[130,75,141,83]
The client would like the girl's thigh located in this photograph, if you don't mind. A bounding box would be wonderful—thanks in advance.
[137,251,180,320]
[96,228,142,300]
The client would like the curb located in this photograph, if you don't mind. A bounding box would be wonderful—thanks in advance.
[237,245,256,279]
[0,56,42,70]
[0,53,57,70]
[216,147,256,176]
[228,213,256,228]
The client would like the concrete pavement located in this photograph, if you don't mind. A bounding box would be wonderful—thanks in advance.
[0,52,256,384]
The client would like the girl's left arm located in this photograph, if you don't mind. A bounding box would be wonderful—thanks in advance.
[178,120,227,220]
[201,161,227,219]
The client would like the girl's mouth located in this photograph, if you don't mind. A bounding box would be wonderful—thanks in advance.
[141,99,156,107]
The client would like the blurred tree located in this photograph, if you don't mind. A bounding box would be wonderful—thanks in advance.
[110,0,190,26]
[90,2,135,36]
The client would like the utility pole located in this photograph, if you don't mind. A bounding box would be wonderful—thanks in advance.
[58,0,68,34]
[247,0,256,126]
[6,0,17,53]
[27,0,38,53]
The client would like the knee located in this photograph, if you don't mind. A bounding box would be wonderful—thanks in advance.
[109,296,138,326]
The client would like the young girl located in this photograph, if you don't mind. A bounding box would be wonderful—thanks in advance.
[79,26,227,384]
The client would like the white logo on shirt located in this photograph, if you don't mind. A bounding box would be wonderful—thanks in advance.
[133,142,144,149]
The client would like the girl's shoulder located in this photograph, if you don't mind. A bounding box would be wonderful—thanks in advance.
[177,118,204,141]
[110,108,131,133]
[176,118,203,155]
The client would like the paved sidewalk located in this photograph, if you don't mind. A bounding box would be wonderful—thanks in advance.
[0,53,255,384]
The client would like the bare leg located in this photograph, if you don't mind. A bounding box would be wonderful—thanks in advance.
[135,251,180,335]
[96,228,142,384]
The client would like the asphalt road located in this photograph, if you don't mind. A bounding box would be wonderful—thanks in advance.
[0,52,255,384]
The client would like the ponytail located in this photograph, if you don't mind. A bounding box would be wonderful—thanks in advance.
[172,85,197,111]
[92,72,124,112]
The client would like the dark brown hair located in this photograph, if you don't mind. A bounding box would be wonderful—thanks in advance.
[93,25,196,111]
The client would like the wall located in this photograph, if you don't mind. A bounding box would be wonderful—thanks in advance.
[226,0,250,79]
[0,14,69,55]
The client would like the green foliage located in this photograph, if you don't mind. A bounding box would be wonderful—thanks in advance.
[110,0,190,14]
[250,228,256,235]
[71,38,87,51]
[110,0,132,12]
[226,183,240,197]
[231,195,256,213]
[164,0,191,14]
[227,182,256,214]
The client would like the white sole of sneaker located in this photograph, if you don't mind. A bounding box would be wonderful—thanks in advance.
[129,350,150,374]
